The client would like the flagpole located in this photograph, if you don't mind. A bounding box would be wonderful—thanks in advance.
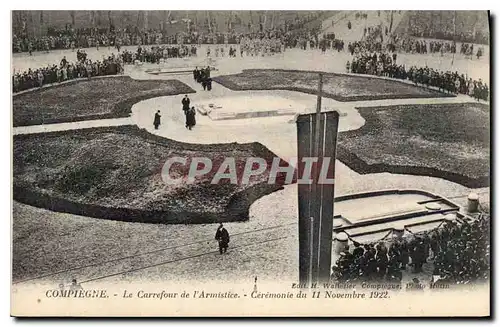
[310,72,323,284]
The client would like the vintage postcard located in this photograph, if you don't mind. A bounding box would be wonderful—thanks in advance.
[11,10,490,317]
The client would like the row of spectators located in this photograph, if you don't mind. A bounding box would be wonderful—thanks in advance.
[12,54,123,93]
[332,215,490,285]
[407,24,489,45]
[120,45,198,64]
[13,23,323,53]
[388,36,485,59]
[348,52,489,101]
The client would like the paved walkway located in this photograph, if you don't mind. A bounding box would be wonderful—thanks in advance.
[13,117,133,135]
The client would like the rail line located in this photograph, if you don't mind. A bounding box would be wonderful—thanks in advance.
[13,222,296,285]
[13,191,488,285]
[80,235,291,285]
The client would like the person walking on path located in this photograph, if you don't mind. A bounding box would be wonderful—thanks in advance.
[185,106,196,130]
[182,95,190,112]
[153,110,161,130]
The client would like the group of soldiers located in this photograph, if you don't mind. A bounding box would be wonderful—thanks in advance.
[119,45,198,64]
[238,36,284,57]
[347,40,384,56]
[332,215,490,285]
[348,51,397,76]
[332,235,426,283]
[407,66,489,100]
[460,43,484,59]
[76,49,89,62]
[13,28,119,54]
[386,35,485,60]
[319,38,345,53]
[12,53,123,93]
[193,66,213,91]
[348,52,489,101]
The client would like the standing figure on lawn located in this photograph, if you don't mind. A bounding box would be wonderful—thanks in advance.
[215,223,230,255]
[153,110,161,130]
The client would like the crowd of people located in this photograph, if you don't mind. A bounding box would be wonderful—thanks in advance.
[348,52,489,101]
[13,19,319,54]
[193,66,213,91]
[12,53,123,93]
[119,45,198,64]
[332,215,490,286]
[347,40,383,56]
[385,34,486,60]
[319,36,345,53]
[13,27,120,54]
[238,36,284,56]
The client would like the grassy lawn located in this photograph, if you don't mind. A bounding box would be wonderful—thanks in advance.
[13,76,195,127]
[337,102,490,188]
[213,69,453,101]
[13,125,289,224]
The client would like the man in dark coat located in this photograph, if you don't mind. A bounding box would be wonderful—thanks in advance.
[352,241,364,258]
[153,110,161,130]
[193,67,199,81]
[215,223,230,254]
[186,106,196,130]
[182,95,190,112]
[197,68,205,83]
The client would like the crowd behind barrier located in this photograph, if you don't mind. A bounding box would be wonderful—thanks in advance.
[13,53,123,93]
[348,52,489,101]
[332,214,490,286]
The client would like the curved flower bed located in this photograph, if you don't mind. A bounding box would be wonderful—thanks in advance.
[13,125,291,224]
[337,102,490,188]
[13,76,195,127]
[213,69,454,102]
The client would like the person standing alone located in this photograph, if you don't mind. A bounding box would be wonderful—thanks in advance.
[153,110,161,130]
[215,223,230,254]
[182,95,190,112]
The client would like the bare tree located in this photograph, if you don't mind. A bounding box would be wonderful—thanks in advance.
[70,11,76,27]
[108,10,113,30]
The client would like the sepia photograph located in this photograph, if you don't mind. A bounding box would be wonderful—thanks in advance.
[10,9,491,317]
